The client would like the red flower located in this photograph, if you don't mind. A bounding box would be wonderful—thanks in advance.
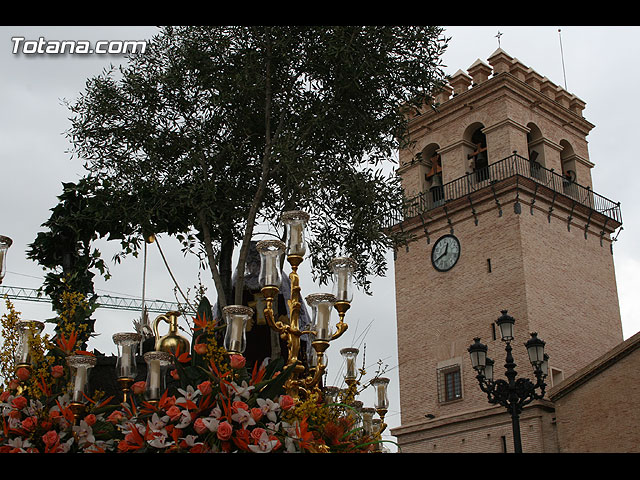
[107,410,125,424]
[217,421,233,441]
[250,407,263,422]
[233,428,251,451]
[21,416,37,432]
[197,380,212,396]
[51,365,64,378]
[232,401,249,414]
[11,396,27,410]
[42,430,60,453]
[84,414,97,426]
[194,343,208,355]
[166,405,182,422]
[16,367,30,381]
[131,381,146,395]
[230,355,246,369]
[279,394,295,411]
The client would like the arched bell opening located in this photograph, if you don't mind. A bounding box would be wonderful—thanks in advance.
[420,143,444,207]
[465,124,489,183]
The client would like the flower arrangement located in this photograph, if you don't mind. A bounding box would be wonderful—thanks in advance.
[0,297,388,453]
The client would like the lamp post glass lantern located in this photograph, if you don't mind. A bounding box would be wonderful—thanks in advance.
[468,310,548,453]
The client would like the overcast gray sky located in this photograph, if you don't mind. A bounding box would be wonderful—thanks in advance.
[2,26,639,447]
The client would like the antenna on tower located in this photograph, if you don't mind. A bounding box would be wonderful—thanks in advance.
[558,28,568,90]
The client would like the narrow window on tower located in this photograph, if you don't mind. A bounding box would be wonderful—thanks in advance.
[437,364,463,403]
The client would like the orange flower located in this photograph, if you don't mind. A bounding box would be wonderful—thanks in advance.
[192,312,215,332]
[296,417,315,451]
[56,331,79,355]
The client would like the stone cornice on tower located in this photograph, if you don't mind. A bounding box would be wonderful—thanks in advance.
[414,48,594,139]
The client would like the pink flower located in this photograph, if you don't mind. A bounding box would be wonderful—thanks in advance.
[217,421,233,441]
[230,354,246,369]
[16,367,30,382]
[197,380,212,396]
[7,379,19,390]
[131,381,146,395]
[51,365,64,378]
[84,414,97,426]
[279,394,295,411]
[194,343,207,355]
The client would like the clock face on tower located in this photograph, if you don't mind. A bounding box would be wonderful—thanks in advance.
[431,234,460,272]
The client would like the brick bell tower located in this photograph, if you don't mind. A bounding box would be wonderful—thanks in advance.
[388,49,623,453]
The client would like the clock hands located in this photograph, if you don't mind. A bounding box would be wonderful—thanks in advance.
[436,243,449,261]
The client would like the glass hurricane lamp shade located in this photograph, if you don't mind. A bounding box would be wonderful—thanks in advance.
[256,240,285,288]
[468,337,488,372]
[0,235,12,284]
[305,293,336,342]
[15,320,44,367]
[112,332,142,379]
[280,210,310,258]
[309,346,328,369]
[66,354,97,404]
[340,347,359,381]
[329,257,357,303]
[361,407,376,436]
[495,310,515,342]
[525,332,546,368]
[222,305,252,355]
[143,351,173,401]
[349,400,363,428]
[370,376,390,411]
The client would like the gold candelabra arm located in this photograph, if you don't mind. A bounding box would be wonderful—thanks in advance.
[330,301,351,341]
[261,286,286,334]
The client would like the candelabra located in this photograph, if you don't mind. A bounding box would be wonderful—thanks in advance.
[467,310,548,453]
[220,210,356,400]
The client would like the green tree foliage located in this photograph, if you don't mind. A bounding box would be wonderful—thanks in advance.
[34,26,449,316]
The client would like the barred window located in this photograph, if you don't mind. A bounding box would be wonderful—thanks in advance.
[438,364,463,403]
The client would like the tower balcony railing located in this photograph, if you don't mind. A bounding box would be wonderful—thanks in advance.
[385,153,622,229]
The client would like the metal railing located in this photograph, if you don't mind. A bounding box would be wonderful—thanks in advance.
[385,153,622,228]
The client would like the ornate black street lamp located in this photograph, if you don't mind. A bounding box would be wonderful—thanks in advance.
[468,310,549,453]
